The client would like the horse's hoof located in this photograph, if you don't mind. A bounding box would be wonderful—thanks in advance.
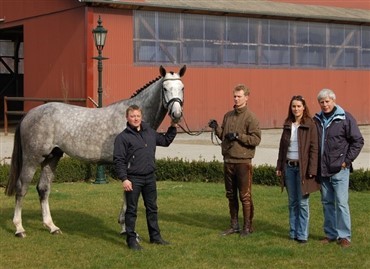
[15,232,26,238]
[51,229,62,235]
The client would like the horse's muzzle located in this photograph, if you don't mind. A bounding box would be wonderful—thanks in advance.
[167,99,183,122]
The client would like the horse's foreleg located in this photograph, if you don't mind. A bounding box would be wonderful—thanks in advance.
[118,192,140,242]
[38,157,62,235]
[118,192,127,235]
[39,196,61,234]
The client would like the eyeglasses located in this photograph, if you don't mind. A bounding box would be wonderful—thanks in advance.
[292,95,304,100]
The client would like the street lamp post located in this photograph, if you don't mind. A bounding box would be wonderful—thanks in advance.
[92,16,108,184]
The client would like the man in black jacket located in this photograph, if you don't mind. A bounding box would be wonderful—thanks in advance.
[113,104,178,250]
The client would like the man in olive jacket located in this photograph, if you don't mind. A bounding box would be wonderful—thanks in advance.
[208,84,261,237]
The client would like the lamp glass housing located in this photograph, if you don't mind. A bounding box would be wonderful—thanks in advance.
[92,17,107,50]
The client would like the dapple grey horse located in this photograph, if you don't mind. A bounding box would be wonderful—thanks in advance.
[5,65,186,237]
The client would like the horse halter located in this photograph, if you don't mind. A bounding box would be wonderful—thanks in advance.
[162,77,184,111]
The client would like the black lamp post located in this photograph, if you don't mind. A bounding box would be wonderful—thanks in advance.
[92,15,108,184]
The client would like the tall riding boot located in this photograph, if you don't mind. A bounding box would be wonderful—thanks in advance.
[239,163,254,237]
[240,202,254,237]
[221,200,239,236]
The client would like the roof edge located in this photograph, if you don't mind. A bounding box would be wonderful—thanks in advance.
[79,0,370,25]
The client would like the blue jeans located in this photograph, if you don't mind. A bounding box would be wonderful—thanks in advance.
[320,168,351,241]
[285,165,309,240]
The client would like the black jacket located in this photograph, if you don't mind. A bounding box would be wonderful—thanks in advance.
[113,121,177,181]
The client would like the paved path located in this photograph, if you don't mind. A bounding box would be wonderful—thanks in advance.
[156,126,370,169]
[1,126,369,169]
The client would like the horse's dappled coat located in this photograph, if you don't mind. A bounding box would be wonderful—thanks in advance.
[5,65,186,237]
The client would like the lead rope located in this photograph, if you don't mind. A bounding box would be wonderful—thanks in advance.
[210,131,222,145]
[177,114,221,145]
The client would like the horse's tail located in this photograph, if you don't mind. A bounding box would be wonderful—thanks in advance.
[5,122,23,196]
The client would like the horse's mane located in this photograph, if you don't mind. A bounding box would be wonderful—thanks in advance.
[130,75,163,98]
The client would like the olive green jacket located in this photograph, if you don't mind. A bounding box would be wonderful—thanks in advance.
[215,105,261,163]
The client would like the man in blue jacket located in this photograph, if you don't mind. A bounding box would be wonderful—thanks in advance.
[314,89,364,248]
[114,104,178,250]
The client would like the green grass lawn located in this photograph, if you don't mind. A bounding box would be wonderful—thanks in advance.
[1,181,369,269]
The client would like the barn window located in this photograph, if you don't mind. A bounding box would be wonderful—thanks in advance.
[0,40,24,74]
[361,27,370,68]
[133,10,370,69]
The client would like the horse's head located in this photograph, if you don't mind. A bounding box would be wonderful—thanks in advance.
[160,65,186,123]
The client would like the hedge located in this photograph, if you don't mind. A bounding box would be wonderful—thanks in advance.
[0,157,369,191]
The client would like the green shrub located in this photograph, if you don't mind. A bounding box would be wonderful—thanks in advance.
[252,164,279,186]
[155,158,224,183]
[349,168,370,191]
[0,163,9,188]
[1,157,369,191]
[55,158,93,182]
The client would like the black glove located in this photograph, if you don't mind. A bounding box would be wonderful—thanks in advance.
[208,119,218,129]
[225,132,238,141]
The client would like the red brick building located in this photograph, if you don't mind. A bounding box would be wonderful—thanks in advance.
[1,0,369,130]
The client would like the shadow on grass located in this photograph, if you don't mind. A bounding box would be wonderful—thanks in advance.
[0,207,124,246]
[159,211,288,239]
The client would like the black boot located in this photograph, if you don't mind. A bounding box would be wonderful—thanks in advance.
[127,238,143,250]
[128,242,142,250]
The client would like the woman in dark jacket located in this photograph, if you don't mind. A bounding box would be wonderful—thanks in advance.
[276,95,319,243]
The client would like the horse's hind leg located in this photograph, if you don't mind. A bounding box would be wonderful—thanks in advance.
[37,152,63,234]
[13,166,37,237]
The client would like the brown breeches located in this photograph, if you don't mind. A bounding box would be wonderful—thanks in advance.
[224,162,254,232]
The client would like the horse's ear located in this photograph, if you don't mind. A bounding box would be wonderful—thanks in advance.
[179,65,187,77]
[159,65,166,77]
